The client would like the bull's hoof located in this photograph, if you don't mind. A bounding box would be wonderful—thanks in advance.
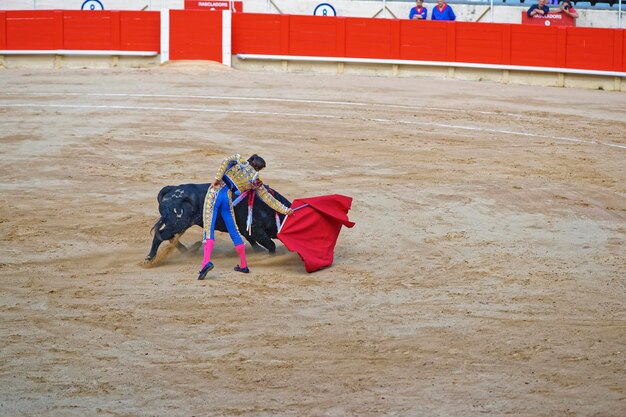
[234,265,250,274]
[251,244,265,253]
[141,257,156,268]
[197,262,214,280]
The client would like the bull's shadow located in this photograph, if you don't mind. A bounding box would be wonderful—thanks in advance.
[144,183,290,266]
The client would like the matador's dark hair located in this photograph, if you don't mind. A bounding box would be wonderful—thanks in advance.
[248,154,266,170]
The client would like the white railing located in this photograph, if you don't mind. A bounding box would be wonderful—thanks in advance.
[17,0,626,29]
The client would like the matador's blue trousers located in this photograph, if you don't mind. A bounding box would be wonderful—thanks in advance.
[203,185,244,246]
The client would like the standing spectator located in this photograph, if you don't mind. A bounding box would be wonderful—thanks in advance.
[409,0,428,20]
[431,0,456,21]
[527,0,550,17]
[558,0,579,19]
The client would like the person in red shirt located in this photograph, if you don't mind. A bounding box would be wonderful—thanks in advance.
[558,0,579,19]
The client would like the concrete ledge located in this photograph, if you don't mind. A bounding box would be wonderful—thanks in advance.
[236,54,626,78]
[396,64,451,79]
[0,50,158,56]
[0,54,160,69]
[233,55,626,92]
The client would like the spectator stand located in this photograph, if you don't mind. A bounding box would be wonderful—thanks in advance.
[390,0,618,6]
[360,0,623,26]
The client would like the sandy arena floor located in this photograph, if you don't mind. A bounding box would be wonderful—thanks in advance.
[0,63,625,416]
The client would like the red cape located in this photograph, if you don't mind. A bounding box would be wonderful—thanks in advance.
[277,194,355,273]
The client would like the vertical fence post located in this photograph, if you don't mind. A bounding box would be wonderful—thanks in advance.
[160,9,169,63]
[222,10,232,66]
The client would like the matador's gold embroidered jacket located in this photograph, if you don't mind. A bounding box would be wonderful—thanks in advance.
[215,154,289,214]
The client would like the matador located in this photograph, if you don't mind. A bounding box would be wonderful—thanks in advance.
[198,154,293,279]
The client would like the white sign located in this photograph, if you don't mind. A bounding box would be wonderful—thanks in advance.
[314,3,336,16]
[81,0,104,10]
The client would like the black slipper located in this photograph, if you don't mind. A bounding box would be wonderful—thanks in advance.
[234,265,250,274]
[197,262,214,280]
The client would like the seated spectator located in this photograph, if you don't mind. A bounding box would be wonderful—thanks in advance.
[409,0,428,20]
[527,0,550,17]
[558,0,579,19]
[431,0,456,21]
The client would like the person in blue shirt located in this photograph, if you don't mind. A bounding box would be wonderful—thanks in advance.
[409,0,428,20]
[527,0,550,17]
[431,0,456,21]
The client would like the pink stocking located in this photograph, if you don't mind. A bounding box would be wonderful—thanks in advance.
[235,243,247,269]
[202,239,214,268]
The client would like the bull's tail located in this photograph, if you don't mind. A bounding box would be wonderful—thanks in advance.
[151,197,178,239]
[150,216,165,239]
[150,185,176,238]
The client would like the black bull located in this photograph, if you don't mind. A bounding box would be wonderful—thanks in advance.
[145,183,291,264]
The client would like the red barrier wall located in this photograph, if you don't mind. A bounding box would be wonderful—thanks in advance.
[565,27,619,71]
[232,13,625,73]
[0,11,7,50]
[455,22,504,65]
[623,31,626,70]
[4,11,61,49]
[1,10,159,51]
[346,17,397,59]
[399,20,450,62]
[1,10,624,74]
[232,13,283,55]
[291,15,341,57]
[120,11,160,51]
[510,25,560,67]
[169,10,222,61]
[63,11,120,50]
